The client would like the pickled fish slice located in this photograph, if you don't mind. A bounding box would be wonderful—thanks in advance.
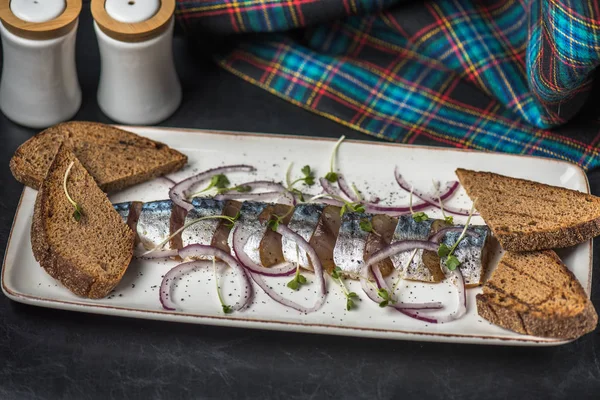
[260,204,294,267]
[310,205,342,273]
[441,226,490,287]
[137,200,184,250]
[180,198,226,259]
[364,214,397,277]
[282,203,325,269]
[390,216,446,283]
[333,212,372,274]
[227,201,267,265]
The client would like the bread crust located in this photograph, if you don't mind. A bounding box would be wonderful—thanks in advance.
[31,146,135,299]
[11,121,187,192]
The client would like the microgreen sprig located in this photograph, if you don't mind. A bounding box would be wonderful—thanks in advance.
[324,135,345,182]
[377,288,396,308]
[433,179,453,225]
[287,263,308,291]
[331,266,359,310]
[213,258,232,314]
[437,199,478,271]
[408,187,429,222]
[63,161,83,222]
[142,213,241,256]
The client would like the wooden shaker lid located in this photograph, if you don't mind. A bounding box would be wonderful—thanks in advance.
[0,0,82,40]
[91,0,175,43]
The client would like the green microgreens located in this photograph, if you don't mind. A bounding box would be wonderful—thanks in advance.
[359,219,373,233]
[324,135,345,182]
[213,258,232,314]
[142,213,240,256]
[391,248,418,294]
[377,288,396,308]
[288,165,315,187]
[63,161,83,222]
[267,206,295,232]
[437,199,478,271]
[351,183,363,202]
[408,187,428,222]
[331,266,359,311]
[433,179,453,225]
[287,260,308,291]
[197,174,230,194]
[340,202,365,217]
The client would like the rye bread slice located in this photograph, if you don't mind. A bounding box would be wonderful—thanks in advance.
[477,250,597,339]
[10,121,187,193]
[31,146,135,299]
[455,168,600,252]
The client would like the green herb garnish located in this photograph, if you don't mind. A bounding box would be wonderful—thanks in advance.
[412,211,429,222]
[63,161,83,222]
[214,258,233,314]
[331,266,359,310]
[235,185,252,193]
[437,200,478,271]
[340,202,365,217]
[324,135,345,182]
[287,264,308,291]
[433,180,454,225]
[359,219,373,233]
[377,288,395,308]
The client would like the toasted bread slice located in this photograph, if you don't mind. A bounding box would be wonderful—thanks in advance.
[455,168,600,252]
[31,146,135,299]
[477,251,597,339]
[10,121,187,193]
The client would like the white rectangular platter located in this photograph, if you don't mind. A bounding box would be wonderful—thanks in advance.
[2,126,593,346]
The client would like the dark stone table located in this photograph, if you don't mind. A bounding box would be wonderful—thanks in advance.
[1,3,599,400]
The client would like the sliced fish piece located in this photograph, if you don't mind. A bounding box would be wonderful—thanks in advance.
[364,214,397,277]
[310,205,342,273]
[282,203,325,269]
[333,212,372,275]
[390,216,447,283]
[259,204,294,267]
[113,201,143,245]
[180,198,226,259]
[440,225,490,287]
[136,200,185,250]
[212,200,242,254]
[227,201,268,265]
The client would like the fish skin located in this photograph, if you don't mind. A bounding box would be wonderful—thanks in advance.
[282,203,324,268]
[390,215,440,282]
[227,201,268,265]
[181,198,226,259]
[333,212,372,274]
[441,226,490,287]
[113,202,131,224]
[136,200,176,250]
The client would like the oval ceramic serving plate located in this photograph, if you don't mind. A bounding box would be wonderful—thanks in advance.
[2,126,593,346]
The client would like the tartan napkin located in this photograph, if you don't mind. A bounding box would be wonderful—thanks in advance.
[175,0,600,170]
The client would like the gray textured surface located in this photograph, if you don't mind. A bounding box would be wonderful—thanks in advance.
[0,2,599,399]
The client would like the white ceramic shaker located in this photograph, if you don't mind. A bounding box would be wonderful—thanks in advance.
[91,0,181,125]
[0,0,82,129]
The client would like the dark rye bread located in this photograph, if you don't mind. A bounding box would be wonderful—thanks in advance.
[31,146,135,299]
[456,168,600,252]
[477,251,597,339]
[10,121,187,193]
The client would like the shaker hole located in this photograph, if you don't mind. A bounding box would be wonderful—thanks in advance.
[128,1,135,5]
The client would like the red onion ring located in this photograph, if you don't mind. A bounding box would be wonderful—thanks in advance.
[394,167,473,216]
[319,177,348,200]
[231,226,297,277]
[214,191,285,202]
[337,174,358,202]
[169,244,254,312]
[169,165,256,212]
[159,260,203,311]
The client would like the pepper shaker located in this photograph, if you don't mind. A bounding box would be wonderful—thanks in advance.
[91,0,181,125]
[0,0,82,129]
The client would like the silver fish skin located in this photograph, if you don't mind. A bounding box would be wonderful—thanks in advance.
[113,202,132,224]
[282,203,324,269]
[181,198,226,258]
[440,226,490,286]
[136,200,175,250]
[227,202,268,265]
[390,215,436,282]
[333,212,372,274]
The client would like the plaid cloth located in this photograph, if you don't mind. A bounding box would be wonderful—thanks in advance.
[175,0,600,170]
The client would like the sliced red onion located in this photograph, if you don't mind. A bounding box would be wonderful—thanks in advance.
[394,168,473,216]
[214,191,284,202]
[232,226,297,277]
[158,176,176,185]
[160,261,202,311]
[307,196,345,207]
[369,196,381,204]
[233,224,326,313]
[319,177,348,200]
[169,165,256,212]
[337,174,358,202]
[234,180,287,192]
[365,240,440,267]
[177,244,254,311]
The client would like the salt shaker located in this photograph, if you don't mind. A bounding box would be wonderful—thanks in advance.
[0,0,82,129]
[91,0,181,125]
